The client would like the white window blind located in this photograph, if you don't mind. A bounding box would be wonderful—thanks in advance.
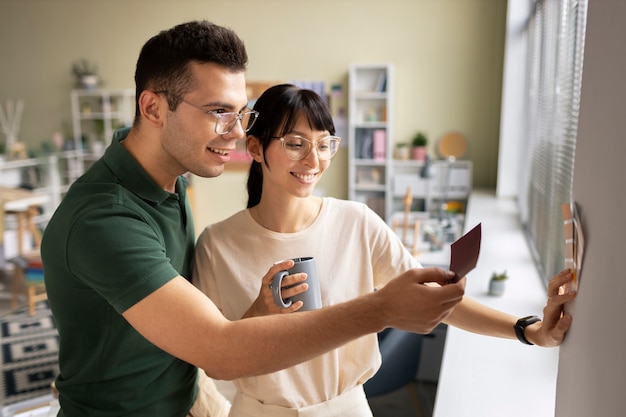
[520,0,588,286]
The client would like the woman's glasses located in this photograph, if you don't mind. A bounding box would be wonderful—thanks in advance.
[273,134,341,161]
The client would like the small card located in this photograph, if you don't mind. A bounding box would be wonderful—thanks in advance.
[449,223,482,281]
[561,202,584,294]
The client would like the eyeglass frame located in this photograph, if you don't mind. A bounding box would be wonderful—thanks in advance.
[271,134,342,161]
[179,99,259,135]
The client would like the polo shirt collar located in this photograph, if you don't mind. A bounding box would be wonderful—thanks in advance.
[103,127,179,204]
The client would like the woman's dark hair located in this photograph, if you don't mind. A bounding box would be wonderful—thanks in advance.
[133,20,248,122]
[246,84,336,208]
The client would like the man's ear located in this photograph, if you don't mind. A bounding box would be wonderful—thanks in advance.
[138,90,166,127]
[247,135,264,162]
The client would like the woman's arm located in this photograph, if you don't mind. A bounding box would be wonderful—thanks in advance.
[444,269,575,347]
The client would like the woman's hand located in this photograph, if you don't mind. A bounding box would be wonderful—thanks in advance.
[528,269,577,347]
[241,259,309,318]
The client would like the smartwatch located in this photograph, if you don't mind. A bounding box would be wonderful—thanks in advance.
[514,315,541,345]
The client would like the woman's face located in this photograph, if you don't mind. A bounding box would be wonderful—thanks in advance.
[260,114,332,200]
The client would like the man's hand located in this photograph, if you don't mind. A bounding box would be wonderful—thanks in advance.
[374,267,465,334]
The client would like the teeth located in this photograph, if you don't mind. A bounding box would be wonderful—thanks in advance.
[293,173,316,181]
[209,147,229,155]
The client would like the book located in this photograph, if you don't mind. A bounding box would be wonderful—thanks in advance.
[373,129,386,161]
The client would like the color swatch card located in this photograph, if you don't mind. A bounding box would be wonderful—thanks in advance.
[449,223,482,281]
[561,202,584,293]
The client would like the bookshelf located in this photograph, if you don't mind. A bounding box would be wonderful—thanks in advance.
[347,63,393,219]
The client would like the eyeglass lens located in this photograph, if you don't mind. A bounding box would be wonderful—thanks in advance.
[216,111,257,134]
[281,135,340,160]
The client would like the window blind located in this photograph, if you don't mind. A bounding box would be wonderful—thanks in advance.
[520,0,588,286]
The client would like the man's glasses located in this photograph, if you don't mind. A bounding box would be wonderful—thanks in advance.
[273,134,342,161]
[181,99,259,135]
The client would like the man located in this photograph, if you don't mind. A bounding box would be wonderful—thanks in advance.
[41,20,573,417]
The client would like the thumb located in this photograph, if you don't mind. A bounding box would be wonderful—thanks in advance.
[415,267,456,284]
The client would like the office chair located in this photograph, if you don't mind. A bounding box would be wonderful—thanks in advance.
[364,327,424,398]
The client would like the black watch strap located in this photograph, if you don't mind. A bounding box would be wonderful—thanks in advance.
[514,315,541,345]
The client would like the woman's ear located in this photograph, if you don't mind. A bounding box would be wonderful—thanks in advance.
[247,135,264,162]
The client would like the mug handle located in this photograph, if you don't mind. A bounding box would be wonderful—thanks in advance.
[271,271,292,308]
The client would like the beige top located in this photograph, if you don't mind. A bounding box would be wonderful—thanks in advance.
[193,198,419,408]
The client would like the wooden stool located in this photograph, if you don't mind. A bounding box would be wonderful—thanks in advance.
[3,190,47,314]
[11,253,46,316]
[391,187,421,257]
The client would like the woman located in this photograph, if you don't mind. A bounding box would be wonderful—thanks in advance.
[193,84,573,417]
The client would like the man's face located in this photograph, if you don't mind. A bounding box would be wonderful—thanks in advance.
[161,62,249,178]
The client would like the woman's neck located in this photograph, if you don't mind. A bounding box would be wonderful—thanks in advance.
[251,197,322,233]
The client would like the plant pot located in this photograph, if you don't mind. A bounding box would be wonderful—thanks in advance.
[80,75,99,90]
[412,146,427,161]
[488,279,506,296]
[394,146,410,160]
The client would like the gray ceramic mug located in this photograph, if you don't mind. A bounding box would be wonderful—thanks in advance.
[271,257,322,311]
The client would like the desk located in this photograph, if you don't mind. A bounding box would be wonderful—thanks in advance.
[2,188,49,255]
[433,190,559,417]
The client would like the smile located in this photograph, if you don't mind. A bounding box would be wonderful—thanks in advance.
[292,172,316,181]
[208,147,230,156]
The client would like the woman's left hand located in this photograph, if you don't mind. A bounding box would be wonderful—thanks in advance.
[528,269,577,347]
[241,260,309,318]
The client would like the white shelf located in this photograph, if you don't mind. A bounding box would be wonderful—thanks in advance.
[348,64,394,219]
[70,88,134,154]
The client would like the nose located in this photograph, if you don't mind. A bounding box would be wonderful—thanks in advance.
[302,145,321,165]
[221,119,246,141]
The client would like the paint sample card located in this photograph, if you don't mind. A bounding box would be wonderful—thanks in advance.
[449,223,482,281]
[561,202,585,293]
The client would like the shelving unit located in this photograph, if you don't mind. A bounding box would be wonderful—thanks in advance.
[67,88,134,190]
[347,63,394,219]
[0,89,135,227]
[70,89,134,155]
[391,159,473,214]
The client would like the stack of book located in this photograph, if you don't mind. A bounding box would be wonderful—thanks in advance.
[24,256,44,284]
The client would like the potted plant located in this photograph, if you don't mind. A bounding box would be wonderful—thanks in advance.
[72,59,100,90]
[394,142,410,160]
[411,132,428,161]
[488,270,508,296]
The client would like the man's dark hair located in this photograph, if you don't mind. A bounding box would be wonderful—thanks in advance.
[133,20,248,121]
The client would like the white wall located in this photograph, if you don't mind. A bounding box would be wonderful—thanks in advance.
[555,1,626,415]
[497,0,531,197]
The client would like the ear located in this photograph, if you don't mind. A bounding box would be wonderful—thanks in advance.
[137,90,166,127]
[247,135,264,162]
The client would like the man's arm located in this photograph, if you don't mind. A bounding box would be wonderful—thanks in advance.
[123,265,463,380]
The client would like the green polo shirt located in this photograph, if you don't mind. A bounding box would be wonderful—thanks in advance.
[41,128,198,416]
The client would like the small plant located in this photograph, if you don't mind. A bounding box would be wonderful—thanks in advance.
[488,270,508,296]
[412,132,428,147]
[71,59,100,89]
[72,58,98,78]
[393,142,410,160]
[490,270,508,281]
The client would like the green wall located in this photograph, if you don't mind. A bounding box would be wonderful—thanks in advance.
[0,0,506,227]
